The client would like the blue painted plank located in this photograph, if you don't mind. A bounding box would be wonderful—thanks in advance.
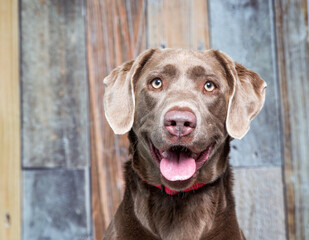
[209,0,282,167]
[23,169,92,240]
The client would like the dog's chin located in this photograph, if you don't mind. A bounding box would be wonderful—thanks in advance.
[149,138,215,191]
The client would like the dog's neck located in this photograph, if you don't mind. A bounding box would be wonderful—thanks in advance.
[124,131,241,239]
[153,182,207,195]
[123,161,239,240]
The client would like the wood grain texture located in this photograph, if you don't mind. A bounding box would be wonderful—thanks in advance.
[23,169,92,240]
[234,167,286,240]
[21,0,90,168]
[86,0,146,238]
[147,0,210,49]
[0,1,21,239]
[209,0,282,167]
[274,0,309,239]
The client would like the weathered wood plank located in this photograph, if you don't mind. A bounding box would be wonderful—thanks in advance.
[0,1,21,239]
[147,0,210,49]
[209,0,282,167]
[23,169,92,240]
[274,0,309,239]
[21,0,90,168]
[86,0,147,238]
[234,167,286,240]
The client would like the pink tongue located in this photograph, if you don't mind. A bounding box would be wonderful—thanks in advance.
[160,152,196,181]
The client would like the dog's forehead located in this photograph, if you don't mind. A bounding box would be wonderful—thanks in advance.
[144,49,226,78]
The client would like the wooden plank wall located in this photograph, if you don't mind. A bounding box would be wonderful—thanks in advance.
[0,0,21,239]
[275,0,309,239]
[147,0,210,49]
[86,1,210,239]
[20,0,92,239]
[208,0,285,239]
[18,0,309,239]
[86,1,146,238]
[209,0,282,167]
[87,0,287,239]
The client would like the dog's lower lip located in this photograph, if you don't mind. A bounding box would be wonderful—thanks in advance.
[149,139,161,164]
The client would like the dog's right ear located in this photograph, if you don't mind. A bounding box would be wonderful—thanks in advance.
[103,49,156,135]
[211,50,267,139]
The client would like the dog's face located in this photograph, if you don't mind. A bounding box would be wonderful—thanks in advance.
[104,49,266,190]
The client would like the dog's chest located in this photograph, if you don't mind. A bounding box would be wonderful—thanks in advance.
[134,191,217,240]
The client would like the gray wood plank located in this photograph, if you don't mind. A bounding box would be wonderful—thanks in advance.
[233,167,286,240]
[275,0,309,238]
[23,169,92,240]
[209,0,282,167]
[21,0,90,168]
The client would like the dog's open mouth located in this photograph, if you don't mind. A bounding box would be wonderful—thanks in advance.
[150,141,214,182]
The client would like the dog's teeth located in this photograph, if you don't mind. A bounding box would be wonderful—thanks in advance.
[162,151,168,158]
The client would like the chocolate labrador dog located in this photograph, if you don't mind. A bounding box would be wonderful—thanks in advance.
[103,48,266,240]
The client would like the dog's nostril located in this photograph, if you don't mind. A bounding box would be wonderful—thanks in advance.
[171,120,177,126]
[184,121,190,127]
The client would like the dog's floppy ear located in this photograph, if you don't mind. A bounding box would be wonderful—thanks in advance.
[213,50,267,139]
[103,49,156,134]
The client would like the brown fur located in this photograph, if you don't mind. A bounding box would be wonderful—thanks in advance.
[103,49,266,240]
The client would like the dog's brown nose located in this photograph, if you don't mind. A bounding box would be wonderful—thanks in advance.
[164,110,196,137]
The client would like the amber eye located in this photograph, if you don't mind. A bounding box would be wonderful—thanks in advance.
[151,78,163,89]
[204,81,216,92]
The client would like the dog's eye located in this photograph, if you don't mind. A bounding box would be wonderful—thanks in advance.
[204,81,216,92]
[151,78,163,89]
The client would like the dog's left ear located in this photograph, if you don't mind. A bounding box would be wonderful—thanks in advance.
[213,50,267,139]
[103,49,156,134]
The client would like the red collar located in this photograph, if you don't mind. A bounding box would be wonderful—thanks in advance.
[154,182,206,195]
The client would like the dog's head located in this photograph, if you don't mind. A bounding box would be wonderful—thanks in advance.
[104,49,266,190]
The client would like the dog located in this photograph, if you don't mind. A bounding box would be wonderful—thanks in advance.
[102,48,266,240]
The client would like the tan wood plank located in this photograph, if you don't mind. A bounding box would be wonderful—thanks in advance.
[274,0,309,239]
[147,0,210,49]
[234,167,286,240]
[86,0,147,238]
[0,0,21,239]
